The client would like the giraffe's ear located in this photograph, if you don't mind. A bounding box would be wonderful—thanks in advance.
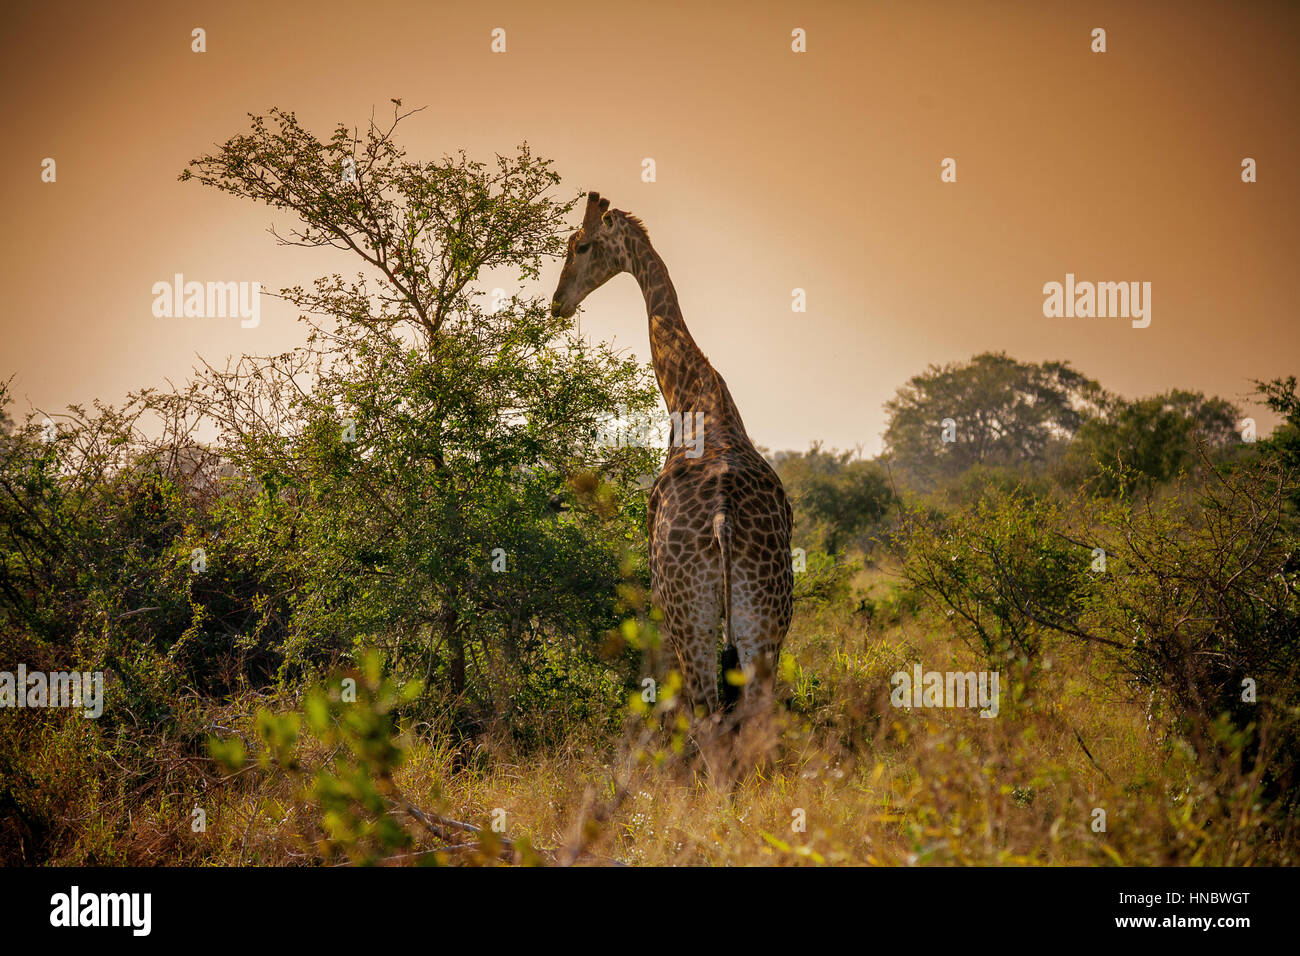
[601,210,613,227]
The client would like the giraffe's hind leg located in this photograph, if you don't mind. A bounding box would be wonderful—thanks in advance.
[651,528,725,719]
[727,573,792,717]
[663,613,722,718]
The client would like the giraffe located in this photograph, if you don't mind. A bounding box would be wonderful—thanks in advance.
[551,192,794,720]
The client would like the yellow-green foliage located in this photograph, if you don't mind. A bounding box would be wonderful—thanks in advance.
[11,578,1289,867]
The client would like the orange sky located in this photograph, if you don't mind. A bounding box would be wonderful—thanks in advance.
[3,0,1297,452]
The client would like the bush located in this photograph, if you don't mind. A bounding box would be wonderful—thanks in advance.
[902,428,1300,815]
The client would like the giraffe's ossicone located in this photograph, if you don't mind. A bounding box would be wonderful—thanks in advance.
[552,192,794,718]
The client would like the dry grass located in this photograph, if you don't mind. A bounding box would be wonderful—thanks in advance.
[9,563,1294,867]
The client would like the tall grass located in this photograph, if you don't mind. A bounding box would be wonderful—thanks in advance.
[9,563,1292,866]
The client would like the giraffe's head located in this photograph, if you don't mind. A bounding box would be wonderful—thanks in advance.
[550,191,628,319]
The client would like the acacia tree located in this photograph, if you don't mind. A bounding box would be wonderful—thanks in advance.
[176,105,659,730]
[882,352,1104,488]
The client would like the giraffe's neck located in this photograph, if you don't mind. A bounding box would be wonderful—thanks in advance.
[623,227,747,447]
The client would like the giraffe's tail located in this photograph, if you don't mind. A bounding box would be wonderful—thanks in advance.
[713,510,741,713]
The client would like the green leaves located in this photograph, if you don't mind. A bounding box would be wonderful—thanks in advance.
[902,493,1085,664]
[208,654,430,865]
[883,352,1104,489]
[1063,390,1242,497]
[206,735,246,773]
[174,111,660,729]
[185,108,577,339]
[254,709,301,769]
[774,444,893,553]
